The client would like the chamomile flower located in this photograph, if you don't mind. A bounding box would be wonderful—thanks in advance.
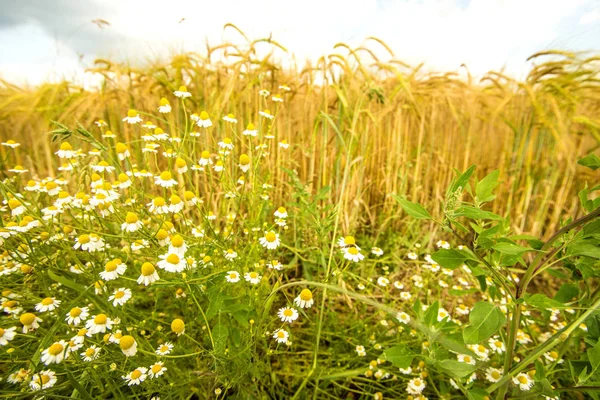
[156,342,174,355]
[213,160,225,172]
[343,246,364,262]
[171,85,191,98]
[41,340,68,365]
[259,89,270,97]
[356,345,367,357]
[158,98,171,113]
[65,306,90,326]
[455,304,470,316]
[544,350,563,364]
[0,326,17,345]
[20,312,42,333]
[377,277,390,287]
[259,109,274,119]
[148,197,170,214]
[8,199,26,216]
[92,161,115,173]
[100,259,127,281]
[244,271,262,285]
[407,378,426,395]
[35,297,61,312]
[224,249,238,261]
[437,308,450,322]
[196,111,212,128]
[371,247,384,256]
[274,207,288,218]
[122,212,143,232]
[109,288,132,307]
[238,153,251,172]
[436,240,450,249]
[81,345,101,361]
[259,231,281,250]
[157,253,186,273]
[86,314,114,334]
[223,113,238,123]
[278,307,299,323]
[457,354,476,365]
[115,142,130,160]
[279,140,289,149]
[226,271,240,283]
[123,109,143,124]
[171,318,185,336]
[294,289,314,308]
[149,362,167,378]
[397,312,411,324]
[484,367,503,383]
[155,171,177,188]
[123,367,148,386]
[513,373,534,391]
[338,236,358,248]
[30,370,57,390]
[243,123,258,137]
[56,142,76,158]
[488,337,506,354]
[119,335,137,356]
[273,329,289,344]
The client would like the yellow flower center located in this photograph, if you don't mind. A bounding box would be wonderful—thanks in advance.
[227,249,234,254]
[0,328,4,336]
[152,364,162,373]
[85,348,95,357]
[70,307,82,317]
[550,351,558,358]
[464,356,471,363]
[200,111,209,120]
[203,256,211,263]
[300,289,313,301]
[78,328,88,336]
[160,98,169,106]
[94,314,107,324]
[171,318,185,333]
[20,313,36,325]
[156,229,168,240]
[495,341,503,348]
[41,297,54,306]
[127,109,137,118]
[278,207,286,213]
[131,370,142,380]
[8,199,21,209]
[124,213,138,224]
[184,191,194,201]
[344,236,356,245]
[175,157,186,168]
[119,335,135,350]
[348,247,359,255]
[283,309,293,317]
[492,371,501,379]
[414,379,422,386]
[159,171,172,181]
[167,254,180,264]
[229,273,237,279]
[170,195,182,205]
[105,261,118,272]
[178,86,187,92]
[518,376,528,384]
[249,272,258,279]
[265,231,277,242]
[154,197,166,207]
[40,375,51,384]
[201,150,210,159]
[246,123,255,130]
[478,345,485,352]
[115,143,127,153]
[171,235,184,247]
[48,343,64,355]
[60,142,73,150]
[277,331,286,338]
[223,138,232,144]
[114,291,125,299]
[141,262,155,276]
[160,345,169,352]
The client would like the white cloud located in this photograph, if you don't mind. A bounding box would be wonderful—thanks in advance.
[0,0,598,85]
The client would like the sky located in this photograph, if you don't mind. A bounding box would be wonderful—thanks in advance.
[1,0,599,87]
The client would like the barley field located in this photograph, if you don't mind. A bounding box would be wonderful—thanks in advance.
[0,33,600,399]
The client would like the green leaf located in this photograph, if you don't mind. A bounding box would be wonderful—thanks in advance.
[431,248,473,269]
[424,301,440,326]
[554,283,579,303]
[455,206,503,221]
[463,302,506,344]
[585,340,600,382]
[475,169,500,203]
[492,242,534,255]
[213,323,229,355]
[451,165,476,193]
[578,154,600,170]
[438,360,477,378]
[467,387,490,400]
[525,293,564,309]
[567,239,600,259]
[383,345,414,368]
[392,195,432,220]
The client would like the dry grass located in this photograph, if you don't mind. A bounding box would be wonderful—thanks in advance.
[1,35,599,239]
